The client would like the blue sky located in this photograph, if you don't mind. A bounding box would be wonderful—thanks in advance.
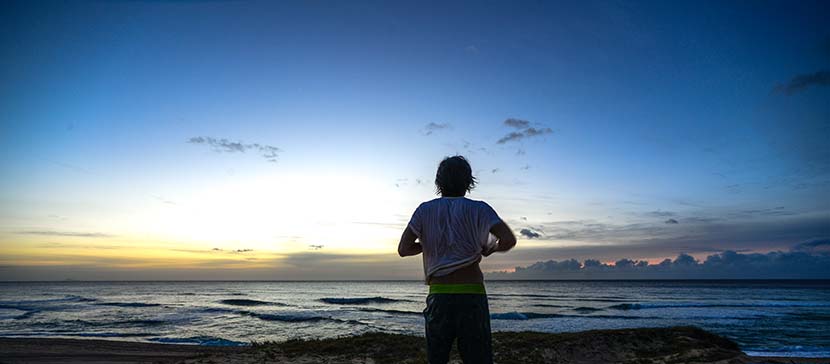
[1,0,828,280]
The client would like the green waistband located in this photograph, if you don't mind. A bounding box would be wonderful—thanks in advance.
[429,283,486,294]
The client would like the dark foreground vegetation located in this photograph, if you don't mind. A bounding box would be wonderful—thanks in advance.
[187,326,789,364]
[3,327,826,363]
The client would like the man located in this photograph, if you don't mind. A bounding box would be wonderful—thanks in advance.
[398,155,517,364]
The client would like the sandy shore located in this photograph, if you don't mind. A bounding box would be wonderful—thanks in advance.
[0,337,243,364]
[1,327,828,364]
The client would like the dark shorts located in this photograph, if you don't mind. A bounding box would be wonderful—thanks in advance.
[423,293,493,364]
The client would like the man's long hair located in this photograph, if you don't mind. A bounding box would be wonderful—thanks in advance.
[435,156,476,196]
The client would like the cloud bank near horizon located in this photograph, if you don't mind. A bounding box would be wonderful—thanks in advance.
[487,239,830,279]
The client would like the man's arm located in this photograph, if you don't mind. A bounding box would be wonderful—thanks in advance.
[398,226,423,257]
[485,221,517,255]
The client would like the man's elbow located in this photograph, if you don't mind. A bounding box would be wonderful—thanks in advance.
[398,245,412,257]
[501,236,517,251]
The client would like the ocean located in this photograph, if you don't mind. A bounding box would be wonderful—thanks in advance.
[0,280,828,358]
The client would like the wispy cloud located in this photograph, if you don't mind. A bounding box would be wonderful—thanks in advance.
[421,122,451,136]
[497,132,525,144]
[497,119,553,144]
[43,159,91,174]
[792,238,830,253]
[152,195,176,205]
[664,218,679,224]
[188,136,281,163]
[17,230,115,238]
[519,228,541,239]
[774,70,830,95]
[504,118,531,129]
[643,210,677,217]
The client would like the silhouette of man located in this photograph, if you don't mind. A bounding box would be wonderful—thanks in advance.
[399,155,517,364]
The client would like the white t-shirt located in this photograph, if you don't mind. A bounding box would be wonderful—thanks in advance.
[407,196,502,282]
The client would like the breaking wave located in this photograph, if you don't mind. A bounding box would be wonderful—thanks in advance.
[149,336,249,346]
[355,307,422,316]
[608,302,830,310]
[490,311,650,320]
[94,302,162,308]
[319,297,405,305]
[238,311,328,322]
[219,299,286,307]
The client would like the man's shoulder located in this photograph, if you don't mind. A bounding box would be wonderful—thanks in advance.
[417,198,442,209]
[462,197,491,208]
[417,197,491,209]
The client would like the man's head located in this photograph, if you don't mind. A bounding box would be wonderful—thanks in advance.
[435,156,476,197]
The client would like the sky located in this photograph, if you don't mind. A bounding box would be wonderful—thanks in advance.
[1,0,828,280]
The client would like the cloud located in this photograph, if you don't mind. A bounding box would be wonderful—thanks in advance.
[152,195,176,205]
[46,159,91,174]
[351,221,407,230]
[664,218,679,224]
[504,118,531,129]
[491,168,500,174]
[792,238,830,253]
[523,127,552,137]
[773,70,830,95]
[496,131,525,144]
[519,228,541,239]
[730,207,794,218]
[496,119,553,144]
[16,230,115,238]
[188,136,281,163]
[645,210,675,217]
[0,251,424,281]
[421,122,450,136]
[488,214,830,268]
[488,247,830,279]
[464,45,479,54]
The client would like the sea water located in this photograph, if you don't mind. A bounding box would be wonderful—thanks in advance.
[0,280,828,357]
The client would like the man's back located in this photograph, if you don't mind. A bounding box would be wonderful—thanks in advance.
[409,197,502,282]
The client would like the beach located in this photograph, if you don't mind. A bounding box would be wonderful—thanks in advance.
[2,327,829,364]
